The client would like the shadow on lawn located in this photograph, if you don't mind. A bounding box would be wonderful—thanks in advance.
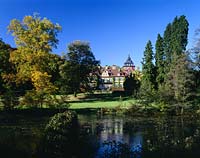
[68,93,131,104]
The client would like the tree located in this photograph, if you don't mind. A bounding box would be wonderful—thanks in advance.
[59,61,80,95]
[47,54,64,90]
[132,67,142,81]
[60,41,100,96]
[171,15,189,57]
[123,73,140,96]
[0,38,20,110]
[194,28,200,70]
[192,27,200,96]
[8,14,61,95]
[44,111,79,158]
[0,38,13,93]
[165,53,194,104]
[160,15,190,105]
[155,34,165,87]
[163,16,189,75]
[163,23,172,75]
[141,40,156,92]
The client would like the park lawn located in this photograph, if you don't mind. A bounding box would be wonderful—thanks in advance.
[69,98,138,109]
[0,92,139,110]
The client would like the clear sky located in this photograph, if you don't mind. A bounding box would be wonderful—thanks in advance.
[0,0,200,68]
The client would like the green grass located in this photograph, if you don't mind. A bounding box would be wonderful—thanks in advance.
[1,92,139,110]
[63,92,139,109]
[69,98,138,109]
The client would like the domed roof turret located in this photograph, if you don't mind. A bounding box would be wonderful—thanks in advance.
[124,55,134,67]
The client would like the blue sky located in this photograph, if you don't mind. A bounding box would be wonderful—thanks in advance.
[0,0,200,68]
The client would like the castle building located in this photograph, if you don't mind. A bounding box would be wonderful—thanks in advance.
[99,55,135,91]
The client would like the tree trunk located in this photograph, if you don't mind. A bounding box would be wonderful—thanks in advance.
[74,91,77,97]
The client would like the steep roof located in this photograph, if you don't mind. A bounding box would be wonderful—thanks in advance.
[124,55,134,67]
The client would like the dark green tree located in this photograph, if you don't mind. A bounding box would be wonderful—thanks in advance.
[0,39,20,109]
[141,40,156,94]
[59,41,100,96]
[0,39,13,93]
[0,39,33,97]
[44,111,79,158]
[47,54,64,90]
[163,15,189,73]
[155,34,165,87]
[163,15,189,75]
[171,15,189,57]
[165,53,194,104]
[163,23,172,75]
[123,73,140,96]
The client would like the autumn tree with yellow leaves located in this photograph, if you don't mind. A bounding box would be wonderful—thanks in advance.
[7,14,61,106]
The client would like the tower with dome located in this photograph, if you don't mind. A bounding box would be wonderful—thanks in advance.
[99,55,136,90]
[122,55,135,75]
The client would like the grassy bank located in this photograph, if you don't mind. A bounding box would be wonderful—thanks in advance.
[63,92,137,109]
[69,98,137,109]
[1,92,199,117]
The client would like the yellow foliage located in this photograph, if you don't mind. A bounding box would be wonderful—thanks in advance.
[132,68,143,81]
[31,71,57,93]
[8,14,61,85]
[1,73,16,84]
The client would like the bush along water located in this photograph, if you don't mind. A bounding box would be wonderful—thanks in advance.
[42,111,79,158]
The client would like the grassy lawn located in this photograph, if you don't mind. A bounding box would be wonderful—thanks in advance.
[1,92,139,110]
[68,93,138,109]
[69,100,136,109]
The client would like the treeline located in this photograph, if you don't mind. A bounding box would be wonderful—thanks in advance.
[0,14,199,110]
[140,15,200,107]
[0,14,99,109]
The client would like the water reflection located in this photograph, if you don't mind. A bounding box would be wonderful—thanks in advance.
[79,115,143,157]
[0,119,45,158]
[1,114,200,158]
[99,118,123,142]
[79,115,200,158]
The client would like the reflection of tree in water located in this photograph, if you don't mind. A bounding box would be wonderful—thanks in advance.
[41,111,97,158]
[124,116,200,157]
[95,116,200,157]
[41,113,200,158]
[42,111,79,158]
[81,117,143,157]
[0,125,43,158]
[1,114,200,158]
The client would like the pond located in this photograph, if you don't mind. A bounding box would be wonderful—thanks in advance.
[0,112,200,158]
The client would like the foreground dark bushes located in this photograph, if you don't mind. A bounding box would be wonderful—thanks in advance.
[42,111,79,158]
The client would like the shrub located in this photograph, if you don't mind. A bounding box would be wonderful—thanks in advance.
[43,111,79,158]
[20,91,70,108]
[0,90,19,110]
[20,90,47,108]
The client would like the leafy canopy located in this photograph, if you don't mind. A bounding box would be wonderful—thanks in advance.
[8,14,61,93]
[60,41,100,96]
